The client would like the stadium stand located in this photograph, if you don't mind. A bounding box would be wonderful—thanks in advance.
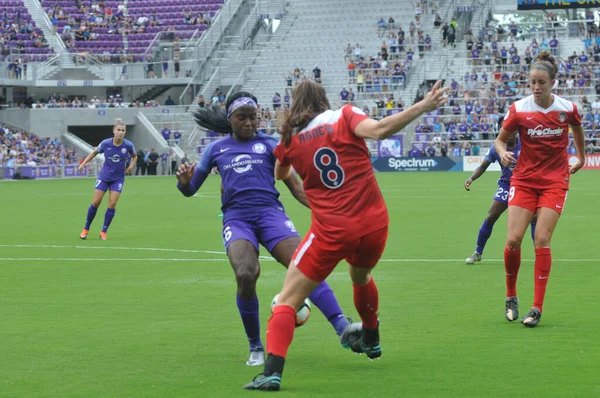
[0,0,599,168]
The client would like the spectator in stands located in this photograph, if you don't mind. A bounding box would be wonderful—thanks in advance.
[170,148,178,174]
[135,148,146,175]
[340,87,349,103]
[147,148,159,175]
[198,95,206,108]
[160,152,169,175]
[272,92,282,110]
[165,96,175,106]
[162,57,169,78]
[312,64,322,84]
[173,131,182,146]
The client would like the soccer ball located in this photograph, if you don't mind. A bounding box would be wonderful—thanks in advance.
[271,294,311,328]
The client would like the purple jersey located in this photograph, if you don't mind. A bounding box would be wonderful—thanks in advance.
[97,138,135,181]
[484,138,521,184]
[179,132,284,220]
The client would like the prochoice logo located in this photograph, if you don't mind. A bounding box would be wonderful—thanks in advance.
[527,125,563,138]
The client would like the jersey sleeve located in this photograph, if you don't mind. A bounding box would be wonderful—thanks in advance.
[263,135,279,153]
[570,102,582,126]
[97,139,106,154]
[343,105,370,133]
[501,103,518,133]
[484,146,496,163]
[196,141,216,173]
[273,143,290,167]
[127,140,136,155]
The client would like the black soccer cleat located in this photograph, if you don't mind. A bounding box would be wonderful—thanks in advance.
[505,297,519,322]
[243,373,282,391]
[521,308,542,328]
[349,324,381,360]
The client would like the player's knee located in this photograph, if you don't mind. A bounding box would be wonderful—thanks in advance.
[234,266,259,295]
[534,234,551,249]
[506,235,523,250]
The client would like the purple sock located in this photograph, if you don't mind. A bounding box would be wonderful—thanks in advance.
[530,222,537,243]
[84,205,98,230]
[236,294,262,350]
[309,281,349,336]
[102,208,116,233]
[476,219,494,255]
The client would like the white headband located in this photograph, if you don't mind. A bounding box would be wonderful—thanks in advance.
[227,97,258,118]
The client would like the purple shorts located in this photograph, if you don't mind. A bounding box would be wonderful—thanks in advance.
[94,178,124,193]
[493,181,510,205]
[222,209,299,253]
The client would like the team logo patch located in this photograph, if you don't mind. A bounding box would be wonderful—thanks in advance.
[121,148,127,154]
[118,183,123,191]
[285,220,297,232]
[252,143,266,154]
[558,112,567,123]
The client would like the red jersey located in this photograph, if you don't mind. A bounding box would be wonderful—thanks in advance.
[274,105,389,244]
[502,94,581,190]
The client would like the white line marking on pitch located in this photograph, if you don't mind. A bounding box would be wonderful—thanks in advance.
[0,244,275,260]
[0,245,595,263]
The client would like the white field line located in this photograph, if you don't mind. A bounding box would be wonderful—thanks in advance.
[0,243,597,263]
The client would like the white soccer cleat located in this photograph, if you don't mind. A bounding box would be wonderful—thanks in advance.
[246,349,265,367]
[465,252,482,264]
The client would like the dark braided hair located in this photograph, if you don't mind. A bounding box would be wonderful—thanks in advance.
[192,91,258,134]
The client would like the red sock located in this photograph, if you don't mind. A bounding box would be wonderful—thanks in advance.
[533,247,552,312]
[266,305,296,358]
[504,244,521,298]
[353,277,379,329]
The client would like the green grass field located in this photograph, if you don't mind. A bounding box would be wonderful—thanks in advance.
[1,172,599,397]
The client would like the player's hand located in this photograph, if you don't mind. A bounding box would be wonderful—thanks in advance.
[500,151,516,168]
[420,80,449,113]
[569,157,585,174]
[176,162,195,186]
[464,178,473,191]
[78,163,85,172]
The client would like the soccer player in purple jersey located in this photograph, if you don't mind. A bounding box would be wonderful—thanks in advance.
[176,92,360,367]
[78,119,136,240]
[464,129,536,264]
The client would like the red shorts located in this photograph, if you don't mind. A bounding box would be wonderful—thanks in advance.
[508,185,568,215]
[292,226,389,282]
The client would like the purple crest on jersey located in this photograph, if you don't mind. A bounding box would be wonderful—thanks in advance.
[97,138,135,181]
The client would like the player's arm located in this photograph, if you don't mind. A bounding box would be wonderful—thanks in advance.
[465,159,492,191]
[79,147,99,171]
[177,143,213,197]
[569,124,586,174]
[282,171,310,209]
[494,127,516,167]
[274,159,292,180]
[176,163,208,197]
[353,80,448,140]
[126,152,137,174]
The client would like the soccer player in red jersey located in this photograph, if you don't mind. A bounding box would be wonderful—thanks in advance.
[244,80,448,391]
[494,51,586,327]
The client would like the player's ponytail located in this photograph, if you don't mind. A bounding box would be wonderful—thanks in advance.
[532,50,558,80]
[114,118,125,127]
[192,103,231,134]
[281,81,330,147]
[192,91,258,135]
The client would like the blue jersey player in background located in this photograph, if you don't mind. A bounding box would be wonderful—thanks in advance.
[176,91,360,367]
[78,119,136,240]
[464,131,536,264]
